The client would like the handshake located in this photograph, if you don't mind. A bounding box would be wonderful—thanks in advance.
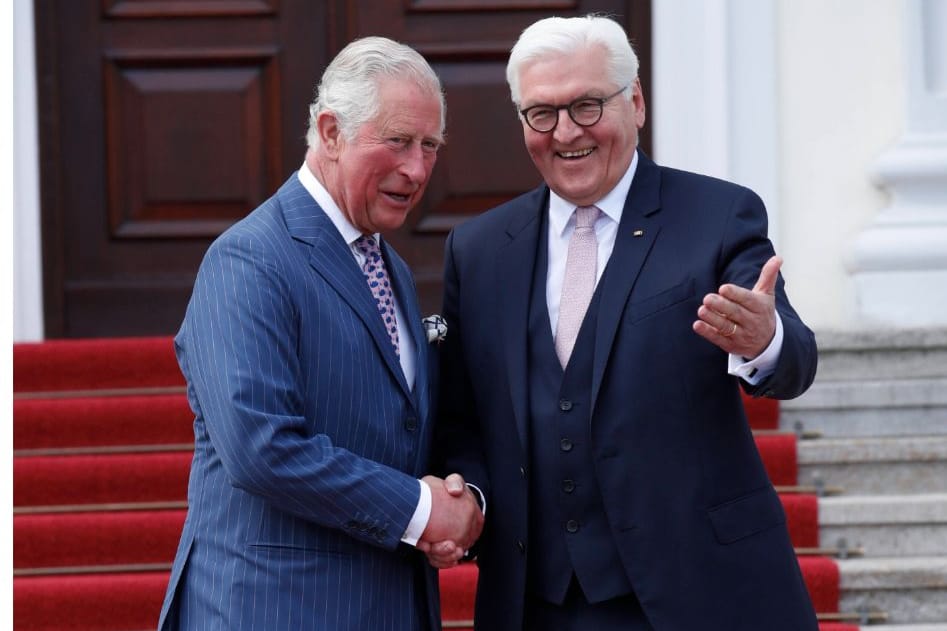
[418,474,484,569]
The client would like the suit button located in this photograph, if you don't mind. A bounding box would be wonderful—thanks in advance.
[562,479,575,493]
[566,520,579,533]
[517,540,526,554]
[519,466,527,479]
[559,399,573,411]
[560,438,573,452]
[404,416,418,431]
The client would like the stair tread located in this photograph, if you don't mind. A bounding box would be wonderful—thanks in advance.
[820,493,947,524]
[799,435,947,463]
[14,451,193,507]
[15,510,186,569]
[14,393,193,450]
[837,556,947,589]
[14,336,184,393]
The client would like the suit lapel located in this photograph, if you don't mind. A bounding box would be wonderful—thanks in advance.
[279,175,412,400]
[591,152,663,412]
[498,188,546,450]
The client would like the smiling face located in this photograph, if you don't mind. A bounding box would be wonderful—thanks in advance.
[517,44,645,207]
[320,77,443,234]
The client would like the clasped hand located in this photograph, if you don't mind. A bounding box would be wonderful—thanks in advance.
[418,473,484,569]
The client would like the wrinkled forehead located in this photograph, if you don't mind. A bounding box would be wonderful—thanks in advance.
[367,80,445,141]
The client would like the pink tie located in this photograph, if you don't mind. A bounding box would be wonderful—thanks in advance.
[555,205,601,368]
[355,236,400,356]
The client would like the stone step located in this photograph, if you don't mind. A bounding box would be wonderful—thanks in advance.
[838,556,947,625]
[781,379,947,438]
[813,328,947,382]
[862,625,947,631]
[781,328,947,438]
[819,494,947,557]
[798,436,947,494]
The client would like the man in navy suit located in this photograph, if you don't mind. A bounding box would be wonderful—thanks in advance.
[429,15,819,631]
[158,36,483,631]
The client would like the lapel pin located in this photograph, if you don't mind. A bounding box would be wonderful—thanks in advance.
[633,229,644,237]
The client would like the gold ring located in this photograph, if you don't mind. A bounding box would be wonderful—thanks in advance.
[721,322,737,337]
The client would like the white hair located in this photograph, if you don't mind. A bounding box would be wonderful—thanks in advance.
[506,15,639,107]
[306,36,445,148]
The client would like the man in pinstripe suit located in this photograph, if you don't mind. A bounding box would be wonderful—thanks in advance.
[158,36,483,631]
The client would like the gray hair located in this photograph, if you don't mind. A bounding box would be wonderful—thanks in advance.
[306,36,445,148]
[506,15,639,107]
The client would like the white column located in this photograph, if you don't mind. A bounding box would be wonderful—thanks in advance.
[652,0,781,247]
[14,0,44,341]
[846,0,947,326]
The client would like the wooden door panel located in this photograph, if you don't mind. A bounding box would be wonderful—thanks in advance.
[37,1,324,336]
[104,50,280,238]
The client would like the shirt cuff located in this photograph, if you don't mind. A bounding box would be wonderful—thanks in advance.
[728,312,784,385]
[401,479,432,546]
[467,483,486,517]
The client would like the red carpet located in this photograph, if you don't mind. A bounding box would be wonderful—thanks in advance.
[755,432,798,486]
[14,572,170,631]
[15,510,186,569]
[14,451,193,507]
[13,336,184,392]
[14,394,193,450]
[13,336,846,630]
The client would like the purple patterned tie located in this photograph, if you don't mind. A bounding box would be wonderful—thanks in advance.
[555,205,601,368]
[355,236,400,356]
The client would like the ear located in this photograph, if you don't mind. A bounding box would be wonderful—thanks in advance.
[317,111,344,160]
[632,77,646,129]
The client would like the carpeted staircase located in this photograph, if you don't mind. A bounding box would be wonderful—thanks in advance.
[13,337,860,631]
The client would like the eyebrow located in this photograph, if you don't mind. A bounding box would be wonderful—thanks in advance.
[521,91,604,109]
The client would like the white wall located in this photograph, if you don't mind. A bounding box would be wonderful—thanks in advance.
[776,0,904,328]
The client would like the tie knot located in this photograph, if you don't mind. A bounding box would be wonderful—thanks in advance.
[575,205,600,229]
[355,235,382,258]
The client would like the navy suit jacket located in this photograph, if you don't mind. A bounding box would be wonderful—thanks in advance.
[435,151,818,630]
[158,173,439,630]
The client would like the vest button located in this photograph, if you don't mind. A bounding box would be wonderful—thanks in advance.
[562,479,575,493]
[404,416,418,431]
[560,438,573,452]
[566,520,579,533]
[517,540,526,554]
[519,466,527,479]
[559,399,573,411]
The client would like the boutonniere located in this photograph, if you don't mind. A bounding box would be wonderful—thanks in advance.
[422,314,448,344]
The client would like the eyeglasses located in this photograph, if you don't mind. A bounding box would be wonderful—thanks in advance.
[519,85,629,133]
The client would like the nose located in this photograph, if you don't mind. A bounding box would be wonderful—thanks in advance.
[400,143,429,183]
[552,108,582,143]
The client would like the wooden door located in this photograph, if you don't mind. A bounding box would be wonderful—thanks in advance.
[35,0,651,337]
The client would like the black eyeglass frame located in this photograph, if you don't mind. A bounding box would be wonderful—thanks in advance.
[519,85,630,133]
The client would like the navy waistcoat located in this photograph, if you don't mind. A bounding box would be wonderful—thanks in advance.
[525,221,633,605]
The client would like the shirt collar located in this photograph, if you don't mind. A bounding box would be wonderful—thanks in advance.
[297,162,378,246]
[548,149,639,236]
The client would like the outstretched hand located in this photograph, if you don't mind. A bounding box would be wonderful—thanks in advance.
[693,255,781,358]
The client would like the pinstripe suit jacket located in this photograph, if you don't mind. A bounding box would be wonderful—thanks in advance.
[158,173,439,631]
